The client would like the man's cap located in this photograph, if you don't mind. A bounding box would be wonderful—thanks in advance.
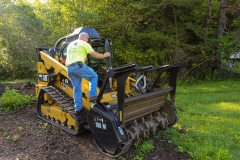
[79,32,89,39]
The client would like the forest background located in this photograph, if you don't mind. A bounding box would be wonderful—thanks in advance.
[0,0,240,81]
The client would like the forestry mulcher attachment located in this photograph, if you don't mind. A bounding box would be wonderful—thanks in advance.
[35,27,187,157]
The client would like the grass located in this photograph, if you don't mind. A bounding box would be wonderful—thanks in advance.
[161,80,240,160]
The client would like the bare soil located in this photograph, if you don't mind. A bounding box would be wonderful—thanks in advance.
[0,83,192,160]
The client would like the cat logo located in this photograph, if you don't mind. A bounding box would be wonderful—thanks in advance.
[111,94,117,99]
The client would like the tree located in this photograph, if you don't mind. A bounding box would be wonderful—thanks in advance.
[0,0,49,79]
[1,0,240,80]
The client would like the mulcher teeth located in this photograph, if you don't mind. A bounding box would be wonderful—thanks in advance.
[126,112,169,141]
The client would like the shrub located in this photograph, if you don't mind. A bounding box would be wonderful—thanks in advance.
[0,86,35,113]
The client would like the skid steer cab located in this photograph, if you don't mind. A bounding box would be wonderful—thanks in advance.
[35,26,187,157]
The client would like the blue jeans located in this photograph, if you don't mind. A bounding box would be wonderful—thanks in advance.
[67,64,98,111]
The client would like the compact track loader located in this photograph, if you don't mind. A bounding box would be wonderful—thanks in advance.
[35,27,187,157]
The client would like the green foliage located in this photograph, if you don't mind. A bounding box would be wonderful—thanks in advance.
[133,139,155,159]
[1,0,240,80]
[219,35,238,61]
[0,86,35,113]
[41,123,48,129]
[0,0,49,80]
[120,139,155,159]
[59,129,65,134]
[3,132,11,140]
[175,146,186,153]
[17,126,24,132]
[224,62,240,74]
[12,135,20,141]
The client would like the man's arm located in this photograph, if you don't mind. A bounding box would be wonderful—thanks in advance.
[89,51,111,59]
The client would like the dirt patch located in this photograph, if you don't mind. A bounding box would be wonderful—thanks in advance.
[0,83,192,160]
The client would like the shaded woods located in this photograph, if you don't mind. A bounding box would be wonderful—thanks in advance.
[0,0,240,81]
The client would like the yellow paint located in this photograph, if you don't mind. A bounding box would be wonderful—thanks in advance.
[66,113,77,127]
[41,105,66,122]
[120,111,122,121]
[41,104,77,129]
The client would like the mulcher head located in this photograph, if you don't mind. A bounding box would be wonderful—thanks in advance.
[87,62,187,157]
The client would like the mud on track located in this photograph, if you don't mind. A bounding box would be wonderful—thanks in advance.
[0,83,192,160]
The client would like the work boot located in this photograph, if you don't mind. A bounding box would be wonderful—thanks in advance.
[89,96,98,102]
[73,110,82,115]
[73,110,84,121]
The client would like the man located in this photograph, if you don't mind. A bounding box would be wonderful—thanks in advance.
[66,32,111,115]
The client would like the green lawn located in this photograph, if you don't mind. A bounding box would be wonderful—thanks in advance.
[162,80,240,160]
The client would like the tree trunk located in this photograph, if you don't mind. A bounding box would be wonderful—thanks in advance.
[212,0,227,76]
[218,0,227,38]
[205,0,212,46]
[172,5,179,64]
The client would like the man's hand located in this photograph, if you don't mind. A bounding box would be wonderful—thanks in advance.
[104,52,111,58]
